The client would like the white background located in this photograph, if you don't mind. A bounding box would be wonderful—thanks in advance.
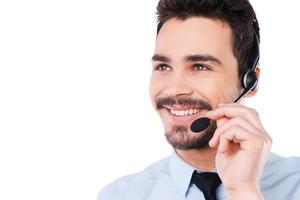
[0,0,300,200]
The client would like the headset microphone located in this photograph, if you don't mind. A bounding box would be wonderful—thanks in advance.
[190,29,260,133]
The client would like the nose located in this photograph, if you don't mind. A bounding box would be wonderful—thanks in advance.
[163,73,193,97]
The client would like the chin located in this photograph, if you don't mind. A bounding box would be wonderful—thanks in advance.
[163,121,217,150]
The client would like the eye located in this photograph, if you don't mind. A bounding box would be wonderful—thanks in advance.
[192,64,210,71]
[155,64,171,71]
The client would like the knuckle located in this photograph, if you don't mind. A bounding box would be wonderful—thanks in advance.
[240,107,249,116]
[257,135,272,149]
[232,117,242,125]
[228,124,241,134]
[251,108,259,116]
[254,137,265,149]
[266,135,273,147]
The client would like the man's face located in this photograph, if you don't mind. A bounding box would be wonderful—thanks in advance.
[149,17,241,150]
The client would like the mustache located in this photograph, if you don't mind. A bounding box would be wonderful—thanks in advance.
[156,96,213,111]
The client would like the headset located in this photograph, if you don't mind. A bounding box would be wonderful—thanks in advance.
[234,19,260,102]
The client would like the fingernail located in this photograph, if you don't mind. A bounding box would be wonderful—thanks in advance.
[206,110,213,114]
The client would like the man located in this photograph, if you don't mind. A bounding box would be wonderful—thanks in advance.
[98,0,300,199]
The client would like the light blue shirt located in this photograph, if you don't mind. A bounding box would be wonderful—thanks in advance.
[98,151,300,200]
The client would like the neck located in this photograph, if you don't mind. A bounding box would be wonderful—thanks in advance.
[175,147,217,171]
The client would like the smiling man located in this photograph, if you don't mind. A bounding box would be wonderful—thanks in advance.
[98,0,300,200]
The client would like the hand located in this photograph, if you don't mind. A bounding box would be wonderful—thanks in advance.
[206,103,272,199]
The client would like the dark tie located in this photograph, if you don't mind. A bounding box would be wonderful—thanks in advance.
[191,170,222,200]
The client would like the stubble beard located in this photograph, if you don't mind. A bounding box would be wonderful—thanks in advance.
[164,121,217,150]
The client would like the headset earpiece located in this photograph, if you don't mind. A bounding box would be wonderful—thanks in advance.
[241,28,260,92]
[243,70,258,91]
[234,70,258,102]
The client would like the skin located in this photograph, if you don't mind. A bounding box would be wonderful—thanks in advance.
[149,17,272,199]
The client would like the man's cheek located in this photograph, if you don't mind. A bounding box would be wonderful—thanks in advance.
[149,84,164,107]
[149,81,157,107]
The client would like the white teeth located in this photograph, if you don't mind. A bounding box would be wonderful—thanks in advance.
[170,109,201,116]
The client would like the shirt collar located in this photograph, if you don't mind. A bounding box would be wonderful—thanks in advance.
[169,149,217,198]
[168,149,278,198]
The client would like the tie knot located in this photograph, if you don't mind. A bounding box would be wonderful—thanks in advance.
[191,171,222,200]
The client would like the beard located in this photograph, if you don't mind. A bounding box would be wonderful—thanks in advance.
[155,96,218,150]
[155,88,241,150]
[164,120,217,150]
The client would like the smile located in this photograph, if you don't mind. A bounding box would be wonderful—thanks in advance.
[170,108,201,116]
[162,105,208,124]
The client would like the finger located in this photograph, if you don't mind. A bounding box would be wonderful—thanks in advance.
[210,117,260,147]
[206,104,262,129]
[218,102,243,107]
[218,132,231,153]
[218,102,242,107]
[217,117,228,127]
[208,104,258,119]
[218,125,261,152]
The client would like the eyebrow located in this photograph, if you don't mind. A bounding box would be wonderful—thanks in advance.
[151,54,223,66]
[151,54,171,62]
[185,54,222,65]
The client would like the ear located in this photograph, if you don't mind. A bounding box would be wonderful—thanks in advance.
[245,66,260,97]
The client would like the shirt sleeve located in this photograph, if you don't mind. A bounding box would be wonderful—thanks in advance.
[97,184,121,200]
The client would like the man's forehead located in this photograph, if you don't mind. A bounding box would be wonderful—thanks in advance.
[154,17,235,65]
[156,17,232,46]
